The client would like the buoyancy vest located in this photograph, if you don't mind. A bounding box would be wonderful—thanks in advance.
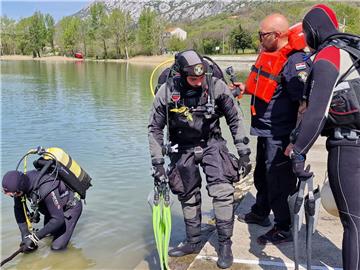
[245,23,307,115]
[321,33,360,132]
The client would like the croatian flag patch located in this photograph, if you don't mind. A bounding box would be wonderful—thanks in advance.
[295,62,307,70]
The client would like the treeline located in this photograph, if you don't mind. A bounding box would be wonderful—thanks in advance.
[0,2,258,58]
[1,2,359,59]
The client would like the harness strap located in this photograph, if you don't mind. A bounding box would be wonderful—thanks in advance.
[250,65,282,83]
[21,196,33,232]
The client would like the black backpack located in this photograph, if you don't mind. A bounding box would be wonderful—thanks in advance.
[323,33,360,131]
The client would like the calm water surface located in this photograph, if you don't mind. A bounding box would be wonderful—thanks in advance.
[1,60,252,269]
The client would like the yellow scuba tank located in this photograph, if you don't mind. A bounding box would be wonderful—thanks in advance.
[35,147,92,199]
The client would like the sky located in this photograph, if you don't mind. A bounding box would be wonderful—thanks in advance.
[1,1,90,22]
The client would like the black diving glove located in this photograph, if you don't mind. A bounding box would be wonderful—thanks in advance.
[22,233,39,253]
[152,164,166,186]
[238,153,251,178]
[291,150,313,181]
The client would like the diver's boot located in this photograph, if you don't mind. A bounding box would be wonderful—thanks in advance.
[168,241,202,257]
[169,224,202,257]
[216,218,234,269]
[217,241,233,269]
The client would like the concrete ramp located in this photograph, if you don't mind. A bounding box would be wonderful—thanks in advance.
[188,190,342,270]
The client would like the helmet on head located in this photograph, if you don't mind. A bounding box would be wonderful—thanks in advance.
[2,170,29,193]
[175,50,207,77]
[302,4,339,50]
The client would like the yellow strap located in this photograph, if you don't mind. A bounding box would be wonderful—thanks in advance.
[24,156,27,174]
[21,196,33,232]
[170,106,193,121]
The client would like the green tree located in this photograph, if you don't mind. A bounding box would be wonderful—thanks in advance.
[122,11,134,59]
[230,24,253,54]
[0,16,17,55]
[331,3,360,34]
[15,17,32,55]
[44,14,55,54]
[59,16,80,55]
[109,8,133,59]
[89,2,111,58]
[202,37,221,54]
[137,8,160,55]
[166,36,187,52]
[78,18,90,56]
[29,11,47,57]
[109,8,124,58]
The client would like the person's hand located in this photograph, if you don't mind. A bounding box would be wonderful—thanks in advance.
[238,153,251,178]
[291,152,313,180]
[229,82,246,98]
[22,233,39,253]
[284,143,294,156]
[152,164,166,186]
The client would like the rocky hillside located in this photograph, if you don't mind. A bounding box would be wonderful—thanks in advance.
[74,0,266,22]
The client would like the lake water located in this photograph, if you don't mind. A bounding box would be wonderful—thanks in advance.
[1,60,252,269]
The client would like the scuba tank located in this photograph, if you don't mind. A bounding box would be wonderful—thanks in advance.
[14,146,92,227]
[33,147,92,199]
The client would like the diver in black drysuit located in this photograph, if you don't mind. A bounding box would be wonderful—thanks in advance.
[290,5,360,270]
[2,170,82,251]
[148,50,251,269]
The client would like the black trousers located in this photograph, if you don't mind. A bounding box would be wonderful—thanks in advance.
[44,200,83,250]
[251,136,297,230]
[327,138,360,270]
[168,138,238,244]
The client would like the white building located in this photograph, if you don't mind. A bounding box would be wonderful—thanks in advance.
[164,27,187,40]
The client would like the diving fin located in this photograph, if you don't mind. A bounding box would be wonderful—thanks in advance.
[149,182,172,270]
[304,176,321,270]
[288,180,306,270]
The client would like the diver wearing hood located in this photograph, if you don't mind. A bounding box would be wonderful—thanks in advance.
[2,170,82,252]
[148,49,251,269]
[287,5,360,270]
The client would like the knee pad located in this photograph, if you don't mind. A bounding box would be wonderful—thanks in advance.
[51,243,67,251]
[207,183,234,201]
[181,192,201,220]
[208,183,234,220]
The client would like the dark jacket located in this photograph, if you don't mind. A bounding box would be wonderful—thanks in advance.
[148,77,250,164]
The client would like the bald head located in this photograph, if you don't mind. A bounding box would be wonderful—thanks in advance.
[260,13,289,33]
[259,13,289,51]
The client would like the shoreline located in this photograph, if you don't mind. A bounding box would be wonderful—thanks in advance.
[0,54,173,64]
[0,54,257,67]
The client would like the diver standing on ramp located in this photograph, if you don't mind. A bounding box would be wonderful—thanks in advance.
[148,49,251,269]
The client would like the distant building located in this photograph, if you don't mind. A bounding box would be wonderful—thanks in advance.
[164,27,187,40]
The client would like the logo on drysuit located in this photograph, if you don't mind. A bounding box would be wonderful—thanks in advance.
[298,71,309,82]
[51,191,61,210]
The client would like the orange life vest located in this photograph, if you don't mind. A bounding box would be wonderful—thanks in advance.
[245,23,307,115]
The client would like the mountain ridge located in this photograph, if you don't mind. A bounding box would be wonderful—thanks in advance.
[73,0,269,22]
